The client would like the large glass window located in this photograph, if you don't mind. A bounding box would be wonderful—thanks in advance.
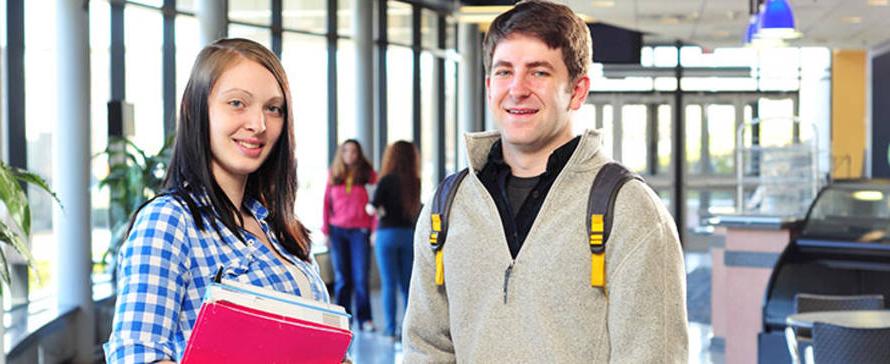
[283,0,326,33]
[124,5,164,154]
[421,9,437,50]
[282,33,329,241]
[620,105,648,173]
[175,15,200,115]
[24,0,59,301]
[336,39,356,143]
[229,0,271,26]
[338,0,353,37]
[387,45,413,143]
[387,1,412,46]
[420,52,434,199]
[90,0,112,274]
[228,24,272,49]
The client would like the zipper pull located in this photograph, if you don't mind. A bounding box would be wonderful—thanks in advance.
[503,262,514,304]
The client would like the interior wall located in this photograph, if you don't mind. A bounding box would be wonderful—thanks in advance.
[831,50,867,178]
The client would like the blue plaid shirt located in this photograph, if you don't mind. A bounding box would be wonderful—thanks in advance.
[104,192,330,363]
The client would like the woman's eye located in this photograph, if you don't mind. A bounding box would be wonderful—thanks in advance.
[533,70,549,77]
[267,105,283,116]
[228,100,244,108]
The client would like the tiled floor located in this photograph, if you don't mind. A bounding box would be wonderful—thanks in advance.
[347,252,723,364]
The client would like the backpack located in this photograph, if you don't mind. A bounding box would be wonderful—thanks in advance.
[427,162,643,296]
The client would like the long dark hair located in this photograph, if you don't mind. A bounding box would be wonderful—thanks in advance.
[380,141,421,219]
[329,139,373,185]
[161,38,310,261]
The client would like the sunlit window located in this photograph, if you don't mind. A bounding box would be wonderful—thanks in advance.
[90,0,112,274]
[283,0,326,33]
[337,38,357,142]
[387,45,413,143]
[228,24,272,49]
[420,52,435,199]
[175,15,200,116]
[282,33,329,244]
[388,1,412,46]
[229,0,271,26]
[24,0,60,302]
[125,5,164,154]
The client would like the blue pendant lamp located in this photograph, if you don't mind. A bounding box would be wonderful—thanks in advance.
[756,0,800,39]
[743,14,759,44]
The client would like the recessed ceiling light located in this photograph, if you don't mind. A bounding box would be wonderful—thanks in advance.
[841,16,863,24]
[591,1,616,8]
[868,0,888,6]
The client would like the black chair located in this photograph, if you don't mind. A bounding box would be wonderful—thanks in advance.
[809,322,890,364]
[786,294,885,363]
[795,293,885,314]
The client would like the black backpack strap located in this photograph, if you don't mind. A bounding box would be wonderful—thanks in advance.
[586,162,644,295]
[429,168,469,286]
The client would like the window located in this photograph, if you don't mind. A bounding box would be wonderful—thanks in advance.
[387,45,413,143]
[229,0,271,26]
[175,15,200,115]
[336,38,356,142]
[90,0,112,273]
[24,0,60,301]
[387,1,412,46]
[228,24,272,49]
[420,52,434,198]
[282,33,329,241]
[124,5,164,154]
[283,0,326,34]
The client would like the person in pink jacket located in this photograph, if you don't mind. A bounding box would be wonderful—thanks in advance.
[323,139,377,331]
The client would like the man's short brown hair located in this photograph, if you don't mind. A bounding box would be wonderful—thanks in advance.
[482,0,592,82]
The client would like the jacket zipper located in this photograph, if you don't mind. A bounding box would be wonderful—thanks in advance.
[503,261,514,304]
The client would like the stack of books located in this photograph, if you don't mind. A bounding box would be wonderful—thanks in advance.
[181,279,353,364]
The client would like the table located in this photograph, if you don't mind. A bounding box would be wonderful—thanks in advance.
[787,310,890,329]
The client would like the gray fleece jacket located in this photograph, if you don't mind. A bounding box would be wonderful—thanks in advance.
[402,129,688,363]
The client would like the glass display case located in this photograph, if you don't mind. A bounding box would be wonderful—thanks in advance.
[800,180,890,243]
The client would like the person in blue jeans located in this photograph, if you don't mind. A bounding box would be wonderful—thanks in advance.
[371,141,421,340]
[323,139,378,331]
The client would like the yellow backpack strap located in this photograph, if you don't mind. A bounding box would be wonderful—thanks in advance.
[587,162,645,296]
[429,169,469,286]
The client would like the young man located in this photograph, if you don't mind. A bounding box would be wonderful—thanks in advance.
[402,1,688,362]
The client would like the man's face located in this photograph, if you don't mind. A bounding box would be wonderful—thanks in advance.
[486,34,589,153]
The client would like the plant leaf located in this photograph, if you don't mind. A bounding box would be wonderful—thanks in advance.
[11,167,62,207]
[0,162,30,236]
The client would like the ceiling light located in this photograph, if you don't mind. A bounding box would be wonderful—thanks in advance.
[868,0,889,6]
[841,16,863,24]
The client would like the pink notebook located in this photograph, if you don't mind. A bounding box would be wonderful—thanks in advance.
[181,280,352,364]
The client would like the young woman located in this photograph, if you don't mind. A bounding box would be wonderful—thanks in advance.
[370,141,421,340]
[104,38,329,363]
[323,139,377,331]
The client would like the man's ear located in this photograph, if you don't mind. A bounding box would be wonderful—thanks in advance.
[569,76,590,110]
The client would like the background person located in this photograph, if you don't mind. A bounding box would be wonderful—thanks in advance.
[370,140,421,340]
[323,139,377,331]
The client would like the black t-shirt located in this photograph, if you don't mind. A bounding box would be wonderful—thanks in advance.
[371,174,421,229]
[478,136,581,259]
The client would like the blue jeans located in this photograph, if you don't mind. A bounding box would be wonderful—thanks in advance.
[329,226,373,323]
[374,227,414,336]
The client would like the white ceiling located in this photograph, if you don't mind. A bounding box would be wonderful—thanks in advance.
[543,0,890,49]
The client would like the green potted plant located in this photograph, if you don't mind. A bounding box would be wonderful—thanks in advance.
[0,161,59,361]
[96,136,173,273]
[0,161,58,289]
